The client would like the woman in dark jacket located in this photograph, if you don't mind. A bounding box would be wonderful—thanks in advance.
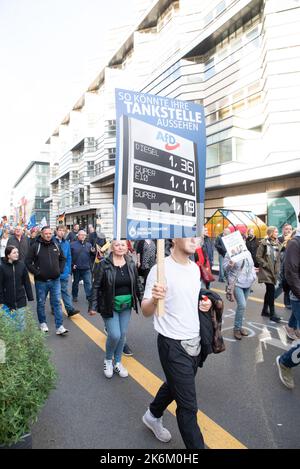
[256,226,282,322]
[90,240,144,379]
[0,245,34,329]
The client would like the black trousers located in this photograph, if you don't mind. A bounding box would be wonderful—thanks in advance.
[263,283,275,315]
[149,334,205,449]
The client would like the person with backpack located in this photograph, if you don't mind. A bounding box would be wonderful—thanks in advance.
[25,226,68,335]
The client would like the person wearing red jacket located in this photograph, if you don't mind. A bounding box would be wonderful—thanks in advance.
[195,243,214,289]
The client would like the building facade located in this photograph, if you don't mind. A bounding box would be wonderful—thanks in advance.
[12,161,50,226]
[47,0,300,237]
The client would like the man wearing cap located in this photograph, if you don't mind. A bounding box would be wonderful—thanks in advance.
[26,226,68,335]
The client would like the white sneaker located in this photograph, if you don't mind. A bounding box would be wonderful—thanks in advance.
[104,359,113,378]
[114,362,128,378]
[142,409,172,443]
[284,325,298,341]
[40,323,49,333]
[56,325,69,335]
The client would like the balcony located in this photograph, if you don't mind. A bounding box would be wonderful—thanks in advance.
[90,158,116,184]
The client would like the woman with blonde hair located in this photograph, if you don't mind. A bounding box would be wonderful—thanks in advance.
[90,240,144,378]
[256,226,282,322]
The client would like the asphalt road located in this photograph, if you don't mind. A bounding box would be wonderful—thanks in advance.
[30,278,300,449]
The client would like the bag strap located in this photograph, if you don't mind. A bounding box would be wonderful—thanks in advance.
[36,242,41,256]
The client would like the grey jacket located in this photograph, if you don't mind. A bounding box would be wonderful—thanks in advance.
[223,250,256,288]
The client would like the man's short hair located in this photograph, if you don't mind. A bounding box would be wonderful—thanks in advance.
[56,224,66,231]
[41,225,51,231]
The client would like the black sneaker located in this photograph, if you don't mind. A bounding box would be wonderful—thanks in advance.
[68,310,80,317]
[123,344,133,356]
[270,315,282,323]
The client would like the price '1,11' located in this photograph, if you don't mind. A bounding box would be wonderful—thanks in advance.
[170,176,195,194]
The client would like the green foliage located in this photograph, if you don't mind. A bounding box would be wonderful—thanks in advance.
[0,308,57,446]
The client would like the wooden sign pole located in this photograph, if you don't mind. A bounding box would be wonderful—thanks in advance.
[156,239,165,316]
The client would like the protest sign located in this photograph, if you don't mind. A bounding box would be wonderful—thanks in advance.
[222,231,248,263]
[114,89,206,240]
[114,89,206,314]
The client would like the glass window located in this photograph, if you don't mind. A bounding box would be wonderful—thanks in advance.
[219,140,232,163]
[219,106,231,119]
[87,161,94,177]
[207,139,232,167]
[207,143,219,167]
[216,1,226,16]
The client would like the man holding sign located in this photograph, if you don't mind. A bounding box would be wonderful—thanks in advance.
[114,89,209,447]
[141,238,211,449]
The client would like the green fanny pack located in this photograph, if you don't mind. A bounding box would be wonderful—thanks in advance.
[114,294,132,312]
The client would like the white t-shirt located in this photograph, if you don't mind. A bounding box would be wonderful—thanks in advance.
[143,256,201,340]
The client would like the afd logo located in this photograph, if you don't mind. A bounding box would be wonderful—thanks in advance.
[156,131,180,151]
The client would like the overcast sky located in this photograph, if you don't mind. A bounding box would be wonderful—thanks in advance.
[0,0,144,216]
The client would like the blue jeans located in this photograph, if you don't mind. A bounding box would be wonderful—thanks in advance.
[234,286,250,330]
[218,255,225,281]
[288,299,300,330]
[35,278,63,329]
[72,269,92,303]
[50,278,75,314]
[280,342,300,368]
[104,308,131,363]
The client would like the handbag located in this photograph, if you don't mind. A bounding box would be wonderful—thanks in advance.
[199,264,215,283]
[225,283,235,302]
[114,294,132,312]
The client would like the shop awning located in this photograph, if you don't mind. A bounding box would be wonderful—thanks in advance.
[205,209,267,239]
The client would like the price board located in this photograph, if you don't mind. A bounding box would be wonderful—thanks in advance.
[114,89,206,240]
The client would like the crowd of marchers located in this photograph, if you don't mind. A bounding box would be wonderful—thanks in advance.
[0,216,300,449]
